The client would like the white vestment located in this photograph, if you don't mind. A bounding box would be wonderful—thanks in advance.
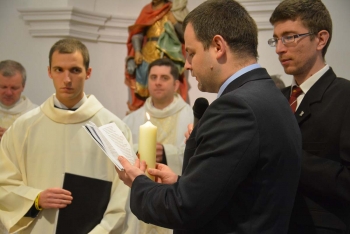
[0,96,37,128]
[0,96,36,234]
[122,94,193,234]
[0,95,132,234]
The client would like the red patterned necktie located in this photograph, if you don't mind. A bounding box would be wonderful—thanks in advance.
[289,86,303,113]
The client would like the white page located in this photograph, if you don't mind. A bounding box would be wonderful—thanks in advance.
[83,122,136,170]
[83,124,108,156]
[84,124,105,150]
[99,123,137,169]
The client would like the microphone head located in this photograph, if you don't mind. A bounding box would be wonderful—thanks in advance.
[193,97,209,119]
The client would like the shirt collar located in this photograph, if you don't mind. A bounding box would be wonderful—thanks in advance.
[217,63,261,98]
[291,64,329,94]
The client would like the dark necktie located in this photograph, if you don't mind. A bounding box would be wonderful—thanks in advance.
[289,86,303,113]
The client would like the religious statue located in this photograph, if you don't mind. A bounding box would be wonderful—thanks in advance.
[125,0,189,112]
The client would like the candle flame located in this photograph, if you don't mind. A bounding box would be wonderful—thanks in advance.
[146,112,150,120]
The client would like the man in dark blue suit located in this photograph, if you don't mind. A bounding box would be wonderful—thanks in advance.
[117,0,302,233]
[269,0,350,233]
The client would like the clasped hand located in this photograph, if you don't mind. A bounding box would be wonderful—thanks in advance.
[116,157,178,187]
[39,188,73,209]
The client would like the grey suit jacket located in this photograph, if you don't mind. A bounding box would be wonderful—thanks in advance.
[130,68,302,234]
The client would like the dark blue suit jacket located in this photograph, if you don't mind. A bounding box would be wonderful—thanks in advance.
[284,68,350,234]
[130,68,302,234]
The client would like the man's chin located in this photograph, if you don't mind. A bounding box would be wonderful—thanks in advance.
[56,94,75,102]
[1,101,15,107]
[198,84,206,92]
[282,67,295,76]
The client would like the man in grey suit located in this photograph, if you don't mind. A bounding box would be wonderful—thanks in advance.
[269,0,350,233]
[116,0,301,233]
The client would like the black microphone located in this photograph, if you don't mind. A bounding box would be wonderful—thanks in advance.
[193,97,209,127]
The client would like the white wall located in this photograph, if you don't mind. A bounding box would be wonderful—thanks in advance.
[0,0,349,118]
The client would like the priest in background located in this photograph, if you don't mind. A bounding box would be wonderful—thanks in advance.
[0,60,37,141]
[123,58,193,234]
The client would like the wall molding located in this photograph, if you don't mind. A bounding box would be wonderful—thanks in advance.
[18,1,280,44]
[243,1,281,30]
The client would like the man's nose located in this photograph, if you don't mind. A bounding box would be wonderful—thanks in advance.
[5,89,13,95]
[185,59,192,70]
[275,40,287,54]
[154,77,162,85]
[63,71,71,84]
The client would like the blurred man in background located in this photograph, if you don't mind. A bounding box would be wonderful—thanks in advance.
[0,60,37,141]
[123,58,192,234]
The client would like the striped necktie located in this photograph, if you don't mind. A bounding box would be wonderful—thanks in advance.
[289,86,303,113]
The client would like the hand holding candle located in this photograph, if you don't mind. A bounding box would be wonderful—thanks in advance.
[139,112,157,180]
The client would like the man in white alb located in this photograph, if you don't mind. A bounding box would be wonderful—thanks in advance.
[0,38,131,234]
[0,60,37,141]
[122,58,193,234]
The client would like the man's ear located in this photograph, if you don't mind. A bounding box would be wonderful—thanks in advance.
[47,66,52,79]
[86,67,92,80]
[212,35,227,59]
[174,79,180,92]
[316,30,330,51]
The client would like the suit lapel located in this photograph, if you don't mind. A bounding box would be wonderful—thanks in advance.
[290,68,337,124]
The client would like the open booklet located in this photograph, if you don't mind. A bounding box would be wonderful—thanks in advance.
[83,121,137,171]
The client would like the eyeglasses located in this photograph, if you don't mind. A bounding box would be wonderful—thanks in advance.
[268,32,313,47]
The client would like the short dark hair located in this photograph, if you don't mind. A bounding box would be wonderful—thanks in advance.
[183,0,258,59]
[49,38,90,71]
[270,0,332,58]
[0,60,26,86]
[147,58,180,80]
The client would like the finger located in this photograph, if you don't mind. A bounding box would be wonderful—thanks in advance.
[57,189,72,196]
[48,194,73,201]
[45,201,71,209]
[48,187,71,195]
[39,196,72,209]
[118,156,131,171]
[134,158,140,168]
[139,160,147,172]
[60,194,73,201]
[155,175,161,183]
[42,192,73,202]
[49,198,72,205]
[148,167,161,183]
[148,168,163,177]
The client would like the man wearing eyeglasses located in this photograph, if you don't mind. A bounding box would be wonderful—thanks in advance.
[270,0,350,233]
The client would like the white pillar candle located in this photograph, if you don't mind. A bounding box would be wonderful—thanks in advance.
[139,113,157,180]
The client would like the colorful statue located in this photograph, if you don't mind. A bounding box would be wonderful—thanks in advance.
[125,0,189,112]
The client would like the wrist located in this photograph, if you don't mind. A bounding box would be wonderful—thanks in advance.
[34,193,43,211]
